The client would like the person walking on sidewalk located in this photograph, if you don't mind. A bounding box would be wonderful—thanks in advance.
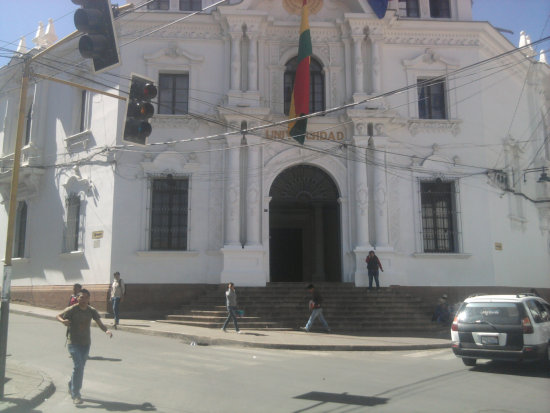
[110,271,126,329]
[56,289,112,405]
[302,284,331,333]
[68,283,82,306]
[366,250,384,290]
[222,282,241,333]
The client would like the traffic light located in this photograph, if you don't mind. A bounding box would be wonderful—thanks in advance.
[123,75,158,145]
[73,0,120,73]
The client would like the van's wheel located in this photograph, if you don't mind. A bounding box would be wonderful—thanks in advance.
[462,358,476,366]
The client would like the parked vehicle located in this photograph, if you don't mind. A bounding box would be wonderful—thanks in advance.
[451,294,550,367]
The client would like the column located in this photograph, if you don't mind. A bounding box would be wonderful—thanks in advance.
[246,137,261,245]
[312,204,325,281]
[224,137,241,245]
[352,35,364,95]
[247,33,258,92]
[230,30,242,91]
[370,36,382,95]
[372,138,389,247]
[353,136,370,247]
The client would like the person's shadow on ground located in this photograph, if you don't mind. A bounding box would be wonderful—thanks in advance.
[78,399,156,411]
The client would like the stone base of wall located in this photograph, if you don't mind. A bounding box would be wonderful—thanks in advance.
[10,283,219,318]
[9,284,550,320]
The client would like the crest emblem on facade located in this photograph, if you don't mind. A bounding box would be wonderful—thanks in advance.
[283,0,323,15]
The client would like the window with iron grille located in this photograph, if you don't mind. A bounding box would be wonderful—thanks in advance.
[399,0,420,17]
[14,201,27,258]
[284,57,325,116]
[64,194,80,252]
[150,177,189,250]
[430,0,450,18]
[147,0,170,10]
[418,77,447,119]
[158,74,189,115]
[180,0,201,11]
[421,180,457,253]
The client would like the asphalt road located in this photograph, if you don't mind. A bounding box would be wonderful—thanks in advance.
[7,313,550,412]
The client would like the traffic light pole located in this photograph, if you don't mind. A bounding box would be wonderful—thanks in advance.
[0,57,30,398]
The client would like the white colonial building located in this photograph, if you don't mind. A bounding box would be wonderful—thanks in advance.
[0,0,549,310]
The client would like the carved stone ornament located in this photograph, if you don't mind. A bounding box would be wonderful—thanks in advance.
[408,119,461,137]
[283,0,323,15]
[269,164,338,202]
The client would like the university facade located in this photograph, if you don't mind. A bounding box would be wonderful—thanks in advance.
[0,0,549,312]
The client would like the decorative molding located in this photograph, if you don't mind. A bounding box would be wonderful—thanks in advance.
[408,119,461,136]
[136,250,200,258]
[283,0,323,15]
[121,23,222,41]
[150,115,201,131]
[386,31,480,47]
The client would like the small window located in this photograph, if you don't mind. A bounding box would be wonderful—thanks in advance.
[179,0,201,11]
[526,300,549,323]
[150,177,189,250]
[158,74,189,115]
[430,0,450,18]
[421,180,456,253]
[14,201,27,258]
[284,57,325,115]
[147,0,170,10]
[399,0,420,17]
[64,194,80,252]
[418,77,447,119]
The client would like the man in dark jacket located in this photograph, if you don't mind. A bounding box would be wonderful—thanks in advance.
[301,284,331,333]
[366,250,384,290]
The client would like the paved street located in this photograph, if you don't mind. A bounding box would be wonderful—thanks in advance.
[6,313,550,412]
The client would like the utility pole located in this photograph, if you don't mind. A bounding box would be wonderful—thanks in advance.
[0,56,30,398]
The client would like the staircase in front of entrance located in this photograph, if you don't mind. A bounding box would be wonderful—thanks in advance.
[160,283,448,335]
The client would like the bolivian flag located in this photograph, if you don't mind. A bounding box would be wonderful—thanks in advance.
[288,0,312,145]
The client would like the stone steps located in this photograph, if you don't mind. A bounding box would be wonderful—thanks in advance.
[160,284,440,334]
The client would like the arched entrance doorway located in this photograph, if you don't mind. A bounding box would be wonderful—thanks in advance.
[269,165,342,282]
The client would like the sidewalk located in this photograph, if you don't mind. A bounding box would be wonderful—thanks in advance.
[2,303,450,411]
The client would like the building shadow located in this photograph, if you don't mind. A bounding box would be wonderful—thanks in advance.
[293,391,388,411]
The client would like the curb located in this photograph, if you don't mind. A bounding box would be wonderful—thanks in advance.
[10,307,451,352]
[0,361,55,413]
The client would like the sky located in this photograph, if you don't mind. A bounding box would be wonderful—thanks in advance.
[0,0,549,67]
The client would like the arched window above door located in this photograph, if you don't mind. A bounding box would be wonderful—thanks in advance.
[284,57,325,116]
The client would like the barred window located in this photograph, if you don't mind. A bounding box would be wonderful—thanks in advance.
[179,0,201,11]
[147,0,170,10]
[14,201,27,258]
[150,177,189,250]
[421,180,456,253]
[418,77,447,119]
[64,194,80,252]
[158,74,189,115]
[430,0,450,18]
[284,56,325,116]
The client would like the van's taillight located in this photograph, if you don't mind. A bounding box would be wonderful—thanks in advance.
[451,315,459,331]
[522,317,533,334]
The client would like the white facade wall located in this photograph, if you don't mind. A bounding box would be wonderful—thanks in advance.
[0,0,548,291]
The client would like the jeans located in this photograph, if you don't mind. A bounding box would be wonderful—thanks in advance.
[112,297,121,324]
[368,270,380,289]
[305,308,330,331]
[222,306,240,331]
[68,343,90,399]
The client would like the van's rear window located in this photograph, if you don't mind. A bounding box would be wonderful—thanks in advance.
[458,302,522,325]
